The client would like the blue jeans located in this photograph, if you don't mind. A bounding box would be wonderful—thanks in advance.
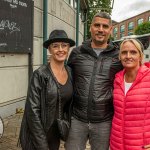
[65,117,111,150]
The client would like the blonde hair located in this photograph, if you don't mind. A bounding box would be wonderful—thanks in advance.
[119,38,144,65]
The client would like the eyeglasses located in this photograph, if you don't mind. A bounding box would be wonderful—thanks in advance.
[50,43,70,50]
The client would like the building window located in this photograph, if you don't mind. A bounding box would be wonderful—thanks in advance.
[120,33,125,38]
[70,0,74,7]
[113,27,118,34]
[128,32,133,35]
[113,34,118,40]
[128,22,134,30]
[137,18,143,25]
[73,0,77,8]
[120,24,125,32]
[145,55,149,59]
[64,0,70,4]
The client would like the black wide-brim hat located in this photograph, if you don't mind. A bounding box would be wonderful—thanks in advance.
[43,29,75,49]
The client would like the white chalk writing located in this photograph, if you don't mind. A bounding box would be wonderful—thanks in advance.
[13,0,18,4]
[4,0,13,3]
[10,3,17,8]
[3,0,27,8]
[0,20,20,33]
[0,43,7,47]
[19,1,27,7]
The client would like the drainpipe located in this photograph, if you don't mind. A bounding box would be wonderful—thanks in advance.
[28,1,34,83]
[76,0,80,46]
[43,0,48,64]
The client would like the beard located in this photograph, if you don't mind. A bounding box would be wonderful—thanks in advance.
[93,38,106,45]
[91,35,109,48]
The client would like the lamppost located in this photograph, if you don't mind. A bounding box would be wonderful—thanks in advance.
[43,0,48,64]
[76,0,80,46]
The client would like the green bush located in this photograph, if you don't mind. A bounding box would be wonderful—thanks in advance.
[134,22,150,35]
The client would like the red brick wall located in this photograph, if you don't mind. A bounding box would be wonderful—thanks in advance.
[112,10,150,40]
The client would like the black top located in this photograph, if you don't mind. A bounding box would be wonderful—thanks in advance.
[55,77,73,118]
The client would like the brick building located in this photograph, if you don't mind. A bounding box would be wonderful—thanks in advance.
[112,10,150,40]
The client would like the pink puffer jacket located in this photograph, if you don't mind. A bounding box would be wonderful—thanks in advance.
[110,63,150,150]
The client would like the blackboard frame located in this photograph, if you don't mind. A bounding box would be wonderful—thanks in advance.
[0,0,34,54]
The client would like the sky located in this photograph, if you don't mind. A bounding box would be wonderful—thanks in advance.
[111,0,150,22]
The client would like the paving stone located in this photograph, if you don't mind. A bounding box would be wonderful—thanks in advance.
[0,113,91,150]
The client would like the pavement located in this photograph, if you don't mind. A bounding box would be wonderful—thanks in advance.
[0,113,22,150]
[0,112,91,150]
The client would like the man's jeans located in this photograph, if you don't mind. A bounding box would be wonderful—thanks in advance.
[65,117,111,150]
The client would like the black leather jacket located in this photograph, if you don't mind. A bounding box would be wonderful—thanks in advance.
[19,64,72,150]
[68,40,123,123]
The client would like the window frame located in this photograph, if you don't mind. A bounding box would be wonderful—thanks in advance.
[120,24,125,33]
[137,18,144,25]
[128,22,134,30]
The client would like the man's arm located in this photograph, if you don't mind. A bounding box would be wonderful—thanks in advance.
[67,46,81,67]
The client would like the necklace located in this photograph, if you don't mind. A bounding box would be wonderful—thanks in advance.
[124,73,136,83]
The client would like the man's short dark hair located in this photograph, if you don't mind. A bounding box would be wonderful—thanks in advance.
[92,11,112,24]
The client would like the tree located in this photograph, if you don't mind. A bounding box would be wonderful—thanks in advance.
[86,0,113,39]
[134,22,150,35]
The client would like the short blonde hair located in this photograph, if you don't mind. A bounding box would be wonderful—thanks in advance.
[119,38,144,64]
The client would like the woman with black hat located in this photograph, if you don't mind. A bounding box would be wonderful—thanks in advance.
[19,30,75,150]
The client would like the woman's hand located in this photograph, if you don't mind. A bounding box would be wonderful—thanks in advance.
[143,144,150,149]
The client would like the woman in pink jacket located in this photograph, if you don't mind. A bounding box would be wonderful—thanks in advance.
[110,39,150,150]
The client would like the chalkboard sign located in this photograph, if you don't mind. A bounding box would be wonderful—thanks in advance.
[0,0,33,53]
